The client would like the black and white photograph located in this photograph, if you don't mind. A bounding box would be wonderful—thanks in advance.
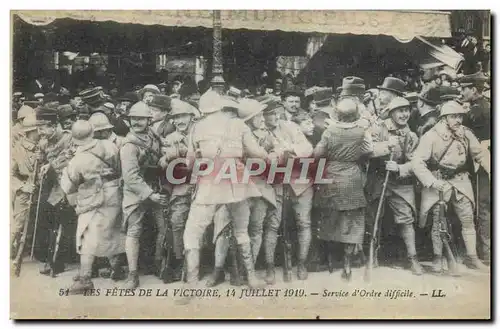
[9,9,491,319]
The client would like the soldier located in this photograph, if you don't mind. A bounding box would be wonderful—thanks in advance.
[140,84,161,105]
[60,121,126,294]
[12,105,36,146]
[37,106,78,275]
[365,97,423,275]
[412,100,490,272]
[88,112,125,149]
[112,92,137,137]
[337,77,375,123]
[57,104,78,131]
[11,114,42,259]
[158,99,198,282]
[120,102,169,289]
[458,71,491,263]
[180,89,270,299]
[262,98,314,283]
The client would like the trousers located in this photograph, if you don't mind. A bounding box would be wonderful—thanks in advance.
[169,195,191,259]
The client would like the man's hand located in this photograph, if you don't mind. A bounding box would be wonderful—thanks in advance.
[431,180,451,192]
[20,183,35,194]
[385,160,400,173]
[166,131,185,145]
[149,193,169,206]
[39,163,51,178]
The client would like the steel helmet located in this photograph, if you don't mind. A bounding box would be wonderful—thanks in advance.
[386,97,411,115]
[88,112,114,132]
[22,114,40,132]
[439,101,467,118]
[71,120,94,146]
[169,99,197,117]
[236,98,266,122]
[127,102,153,118]
[17,105,35,120]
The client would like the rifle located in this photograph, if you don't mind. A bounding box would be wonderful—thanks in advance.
[159,218,175,283]
[30,172,44,260]
[14,159,39,276]
[438,190,460,276]
[365,151,394,282]
[50,223,63,277]
[281,187,293,282]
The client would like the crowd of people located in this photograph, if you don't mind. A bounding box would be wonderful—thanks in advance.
[10,66,491,302]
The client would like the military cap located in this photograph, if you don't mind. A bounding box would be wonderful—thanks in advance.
[79,87,103,106]
[458,71,489,87]
[58,104,78,120]
[439,100,467,118]
[150,95,172,112]
[377,77,406,96]
[71,120,94,146]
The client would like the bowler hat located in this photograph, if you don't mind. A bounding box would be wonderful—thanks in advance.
[282,85,303,98]
[337,76,366,97]
[418,86,442,106]
[377,77,406,96]
[117,92,139,103]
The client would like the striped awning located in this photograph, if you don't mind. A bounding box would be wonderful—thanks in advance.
[14,10,452,39]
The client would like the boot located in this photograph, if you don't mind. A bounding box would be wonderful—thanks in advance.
[69,275,94,295]
[110,259,126,282]
[444,253,460,277]
[341,253,352,282]
[238,243,265,289]
[431,255,443,273]
[463,256,488,271]
[264,264,276,285]
[297,262,308,280]
[408,256,423,276]
[40,262,65,276]
[175,249,200,305]
[206,267,225,287]
[123,270,139,289]
[172,257,184,282]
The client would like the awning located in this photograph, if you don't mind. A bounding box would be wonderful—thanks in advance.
[14,10,452,39]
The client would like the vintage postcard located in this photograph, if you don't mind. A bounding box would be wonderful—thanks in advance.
[10,9,491,319]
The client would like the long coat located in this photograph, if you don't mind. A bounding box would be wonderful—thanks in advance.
[365,118,419,214]
[412,121,490,227]
[187,111,267,205]
[60,139,125,257]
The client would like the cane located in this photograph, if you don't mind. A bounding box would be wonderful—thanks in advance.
[30,174,44,260]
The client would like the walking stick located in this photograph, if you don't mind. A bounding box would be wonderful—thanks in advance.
[364,151,394,282]
[30,174,44,260]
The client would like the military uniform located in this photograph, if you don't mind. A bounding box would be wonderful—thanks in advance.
[182,90,268,291]
[264,117,313,281]
[11,119,39,257]
[365,97,423,274]
[412,102,490,269]
[463,95,491,261]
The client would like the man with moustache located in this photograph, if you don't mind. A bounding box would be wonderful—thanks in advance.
[281,85,307,121]
[375,77,407,120]
[37,106,78,276]
[120,102,169,288]
[412,100,490,272]
[158,99,198,282]
[57,104,78,132]
[112,92,138,137]
[458,71,491,264]
[365,97,423,275]
[149,94,176,138]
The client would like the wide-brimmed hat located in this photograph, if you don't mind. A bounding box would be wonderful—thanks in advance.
[237,99,267,122]
[337,76,366,97]
[71,120,94,146]
[377,77,406,96]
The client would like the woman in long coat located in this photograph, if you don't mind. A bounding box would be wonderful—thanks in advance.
[313,98,373,280]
